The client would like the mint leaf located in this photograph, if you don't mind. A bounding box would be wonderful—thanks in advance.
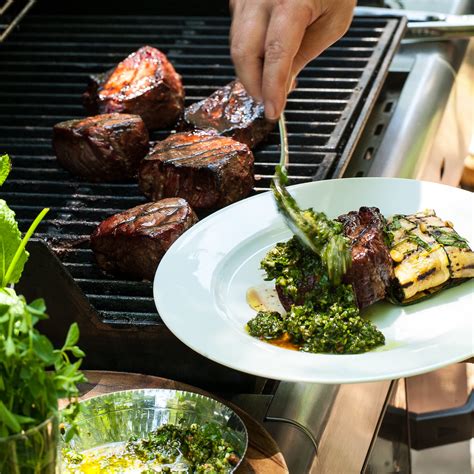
[5,338,15,357]
[32,334,56,365]
[0,200,28,285]
[27,298,47,315]
[70,346,86,358]
[63,323,80,348]
[0,155,11,186]
[0,401,21,432]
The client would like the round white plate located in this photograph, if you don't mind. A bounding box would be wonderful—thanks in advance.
[154,178,474,384]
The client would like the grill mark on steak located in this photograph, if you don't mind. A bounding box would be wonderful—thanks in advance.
[138,130,254,209]
[90,198,198,280]
[164,148,245,165]
[180,80,275,148]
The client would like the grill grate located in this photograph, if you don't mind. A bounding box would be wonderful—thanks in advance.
[0,0,36,42]
[0,14,405,326]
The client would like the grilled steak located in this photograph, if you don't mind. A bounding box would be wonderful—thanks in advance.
[138,130,254,209]
[83,46,184,129]
[338,207,393,309]
[90,198,198,280]
[53,113,149,182]
[180,80,274,148]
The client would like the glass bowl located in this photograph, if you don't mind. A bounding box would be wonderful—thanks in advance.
[0,414,58,474]
[62,389,248,472]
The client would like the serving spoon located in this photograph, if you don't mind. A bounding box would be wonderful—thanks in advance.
[271,114,351,284]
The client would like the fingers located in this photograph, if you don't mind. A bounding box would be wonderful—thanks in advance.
[261,4,314,119]
[291,1,355,79]
[229,0,355,120]
[230,1,270,102]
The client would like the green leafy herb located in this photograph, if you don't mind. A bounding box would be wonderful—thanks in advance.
[431,229,469,249]
[0,155,11,187]
[406,233,431,250]
[0,162,86,472]
[0,289,86,436]
[0,200,29,286]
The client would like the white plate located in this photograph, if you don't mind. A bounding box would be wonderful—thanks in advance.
[154,178,474,384]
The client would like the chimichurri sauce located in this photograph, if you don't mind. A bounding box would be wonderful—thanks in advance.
[247,237,385,354]
[63,422,240,474]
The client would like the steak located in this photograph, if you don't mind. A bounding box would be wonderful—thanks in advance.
[180,80,275,148]
[53,113,149,182]
[83,46,184,129]
[90,198,198,280]
[338,207,394,309]
[138,130,254,210]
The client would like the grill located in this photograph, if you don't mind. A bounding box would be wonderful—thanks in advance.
[0,12,405,386]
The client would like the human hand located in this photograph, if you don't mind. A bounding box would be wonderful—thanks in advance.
[229,0,356,120]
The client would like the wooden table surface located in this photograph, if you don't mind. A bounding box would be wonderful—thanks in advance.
[79,371,288,474]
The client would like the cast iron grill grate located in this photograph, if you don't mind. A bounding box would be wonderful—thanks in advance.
[0,14,404,325]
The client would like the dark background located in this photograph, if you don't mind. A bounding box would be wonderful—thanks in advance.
[33,0,385,16]
[33,1,231,15]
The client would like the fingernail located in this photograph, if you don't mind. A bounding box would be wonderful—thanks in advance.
[265,101,277,120]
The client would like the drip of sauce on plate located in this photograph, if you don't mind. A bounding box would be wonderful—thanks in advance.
[246,287,267,312]
[246,285,285,313]
[268,333,298,351]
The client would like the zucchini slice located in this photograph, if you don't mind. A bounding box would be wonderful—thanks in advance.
[386,209,474,304]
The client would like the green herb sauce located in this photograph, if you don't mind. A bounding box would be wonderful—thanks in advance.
[247,237,385,354]
[272,165,351,284]
[63,422,240,473]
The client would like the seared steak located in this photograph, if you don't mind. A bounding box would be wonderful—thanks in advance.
[53,113,149,182]
[338,207,393,309]
[83,46,184,129]
[180,80,274,148]
[138,130,254,209]
[90,198,198,280]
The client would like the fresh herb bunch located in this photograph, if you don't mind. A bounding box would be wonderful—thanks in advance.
[0,154,86,470]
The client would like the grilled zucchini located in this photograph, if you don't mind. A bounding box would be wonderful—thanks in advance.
[386,209,474,304]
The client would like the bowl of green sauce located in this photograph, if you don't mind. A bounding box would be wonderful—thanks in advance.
[61,389,248,473]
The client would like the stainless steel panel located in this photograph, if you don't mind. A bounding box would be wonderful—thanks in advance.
[263,381,392,473]
[367,45,466,179]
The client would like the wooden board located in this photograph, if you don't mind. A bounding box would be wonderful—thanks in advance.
[79,371,288,474]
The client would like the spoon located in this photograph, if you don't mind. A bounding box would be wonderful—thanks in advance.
[271,114,351,284]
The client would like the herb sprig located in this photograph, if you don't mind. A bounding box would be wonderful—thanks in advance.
[0,154,86,445]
